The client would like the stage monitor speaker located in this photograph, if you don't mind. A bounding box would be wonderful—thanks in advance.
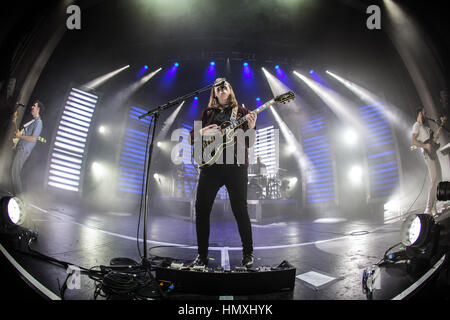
[154,260,296,295]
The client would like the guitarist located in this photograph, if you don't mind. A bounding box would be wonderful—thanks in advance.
[412,107,442,216]
[189,78,257,268]
[11,100,44,195]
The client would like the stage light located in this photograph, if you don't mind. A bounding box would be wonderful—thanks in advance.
[275,65,279,69]
[289,177,298,185]
[91,162,105,179]
[1,196,25,226]
[256,97,260,101]
[153,173,163,183]
[401,214,437,249]
[174,62,179,67]
[343,128,358,145]
[210,62,215,66]
[144,65,148,69]
[98,126,107,134]
[309,70,314,74]
[157,141,162,148]
[348,165,363,185]
[243,62,248,67]
[437,181,450,201]
[286,144,297,154]
[194,96,198,100]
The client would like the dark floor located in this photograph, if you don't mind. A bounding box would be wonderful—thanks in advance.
[1,192,449,300]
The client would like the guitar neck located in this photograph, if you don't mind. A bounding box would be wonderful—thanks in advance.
[434,128,442,142]
[13,111,18,132]
[228,99,275,131]
[434,119,447,142]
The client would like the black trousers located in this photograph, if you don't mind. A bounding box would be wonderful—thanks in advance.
[195,164,253,256]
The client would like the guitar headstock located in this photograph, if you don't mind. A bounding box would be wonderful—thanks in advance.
[274,91,295,104]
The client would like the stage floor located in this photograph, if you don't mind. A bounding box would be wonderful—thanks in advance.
[1,196,448,300]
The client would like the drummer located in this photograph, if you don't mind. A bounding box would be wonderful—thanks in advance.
[253,156,267,176]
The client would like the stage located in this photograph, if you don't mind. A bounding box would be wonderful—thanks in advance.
[2,195,448,300]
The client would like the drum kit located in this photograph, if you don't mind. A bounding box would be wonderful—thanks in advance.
[247,168,288,200]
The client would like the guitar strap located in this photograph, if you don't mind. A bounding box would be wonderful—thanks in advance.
[22,119,36,129]
[230,105,238,123]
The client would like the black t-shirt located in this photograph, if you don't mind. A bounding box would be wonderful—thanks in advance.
[212,107,233,126]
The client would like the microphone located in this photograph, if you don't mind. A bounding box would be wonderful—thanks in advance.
[426,117,438,124]
[215,78,226,89]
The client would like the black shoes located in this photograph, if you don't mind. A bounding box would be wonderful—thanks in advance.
[242,252,254,268]
[191,253,254,268]
[191,254,209,267]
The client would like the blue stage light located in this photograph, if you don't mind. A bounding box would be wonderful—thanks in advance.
[174,62,179,67]
[243,62,248,67]
[210,62,215,66]
[194,96,198,100]
[144,65,148,69]
[256,97,260,101]
[309,70,314,74]
[275,65,279,69]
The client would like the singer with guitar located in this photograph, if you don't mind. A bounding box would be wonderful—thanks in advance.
[11,100,44,195]
[412,107,444,216]
[189,78,257,268]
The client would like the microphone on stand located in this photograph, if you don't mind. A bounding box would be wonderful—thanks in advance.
[426,117,440,125]
[215,78,226,89]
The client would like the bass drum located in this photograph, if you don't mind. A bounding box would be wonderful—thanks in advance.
[247,181,262,200]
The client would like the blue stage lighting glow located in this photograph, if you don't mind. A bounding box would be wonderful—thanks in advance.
[194,96,198,100]
[174,62,179,67]
[210,62,215,66]
[137,65,149,77]
[242,62,253,80]
[275,65,279,69]
[256,97,262,106]
[309,70,314,74]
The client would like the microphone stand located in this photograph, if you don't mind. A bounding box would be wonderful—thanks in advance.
[138,81,220,269]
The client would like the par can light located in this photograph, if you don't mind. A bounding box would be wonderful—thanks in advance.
[400,214,436,248]
[1,196,26,226]
[437,181,450,201]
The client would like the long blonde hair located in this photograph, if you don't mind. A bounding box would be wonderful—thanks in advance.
[207,78,239,109]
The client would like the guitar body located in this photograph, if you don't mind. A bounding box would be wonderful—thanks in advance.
[199,123,237,167]
[12,128,24,149]
[11,111,47,149]
[423,136,440,160]
[410,115,447,159]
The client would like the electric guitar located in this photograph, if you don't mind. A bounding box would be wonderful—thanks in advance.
[12,111,47,149]
[195,91,295,167]
[410,115,447,160]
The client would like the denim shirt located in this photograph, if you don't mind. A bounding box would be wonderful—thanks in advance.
[17,117,43,155]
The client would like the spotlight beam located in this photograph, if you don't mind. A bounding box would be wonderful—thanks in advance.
[293,71,364,133]
[83,65,130,89]
[261,68,312,176]
[326,70,412,136]
[111,67,162,110]
[155,101,185,143]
